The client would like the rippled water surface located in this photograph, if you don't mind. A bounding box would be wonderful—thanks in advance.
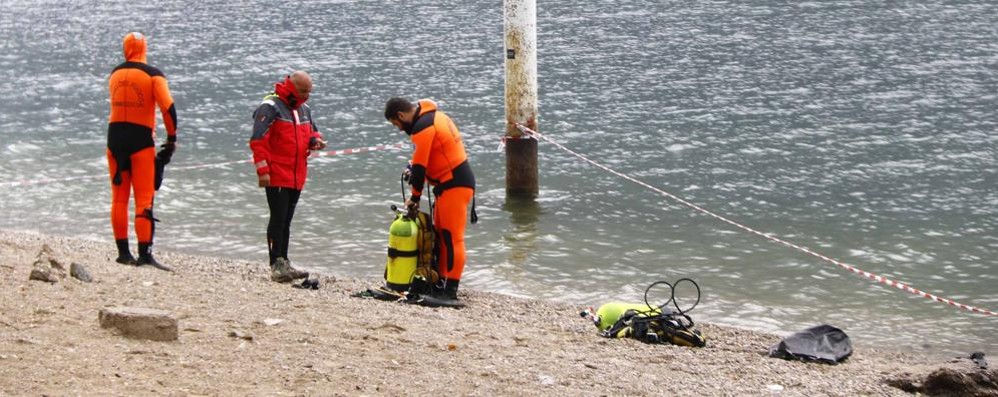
[1,0,996,357]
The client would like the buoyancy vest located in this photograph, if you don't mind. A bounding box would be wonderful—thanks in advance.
[249,79,321,190]
[412,210,438,285]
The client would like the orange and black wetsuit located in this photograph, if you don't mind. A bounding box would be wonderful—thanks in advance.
[107,32,177,264]
[405,99,475,297]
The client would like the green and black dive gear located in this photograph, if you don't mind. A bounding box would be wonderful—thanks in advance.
[352,167,463,308]
[385,165,438,294]
[385,204,437,293]
[581,279,706,348]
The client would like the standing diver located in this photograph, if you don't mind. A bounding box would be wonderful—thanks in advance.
[384,97,476,301]
[106,32,177,271]
[249,71,327,283]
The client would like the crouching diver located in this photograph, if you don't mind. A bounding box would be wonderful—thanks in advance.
[250,71,327,283]
[384,97,476,301]
[106,32,177,271]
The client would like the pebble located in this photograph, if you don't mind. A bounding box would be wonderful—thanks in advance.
[538,374,556,386]
[228,330,253,341]
[70,262,92,283]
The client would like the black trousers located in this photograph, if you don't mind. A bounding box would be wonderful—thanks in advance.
[265,187,301,265]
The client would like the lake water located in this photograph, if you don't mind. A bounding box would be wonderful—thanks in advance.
[1,0,996,358]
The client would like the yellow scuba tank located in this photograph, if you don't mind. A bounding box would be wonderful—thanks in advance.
[593,302,661,332]
[385,213,419,291]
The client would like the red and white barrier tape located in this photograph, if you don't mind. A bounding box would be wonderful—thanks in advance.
[313,143,407,158]
[0,143,408,188]
[514,123,998,317]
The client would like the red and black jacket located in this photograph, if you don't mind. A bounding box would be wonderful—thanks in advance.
[249,78,323,190]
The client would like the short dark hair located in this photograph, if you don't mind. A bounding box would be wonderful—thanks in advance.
[384,97,414,121]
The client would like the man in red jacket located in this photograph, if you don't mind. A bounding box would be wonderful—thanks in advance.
[249,71,326,283]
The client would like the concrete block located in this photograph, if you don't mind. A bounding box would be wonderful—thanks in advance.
[99,306,178,341]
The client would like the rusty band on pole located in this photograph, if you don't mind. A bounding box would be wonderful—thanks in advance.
[504,0,539,197]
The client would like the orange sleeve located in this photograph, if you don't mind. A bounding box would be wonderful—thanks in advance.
[152,75,177,139]
[409,126,435,198]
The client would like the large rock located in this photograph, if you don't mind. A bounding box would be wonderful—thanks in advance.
[922,367,998,397]
[36,244,65,271]
[888,367,998,397]
[28,245,66,283]
[98,307,178,341]
[29,266,59,283]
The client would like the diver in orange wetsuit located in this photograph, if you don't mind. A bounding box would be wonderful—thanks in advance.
[106,32,177,271]
[384,97,476,300]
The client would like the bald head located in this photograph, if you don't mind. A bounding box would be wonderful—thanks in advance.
[289,70,312,103]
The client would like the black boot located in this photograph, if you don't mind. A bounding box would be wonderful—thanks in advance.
[115,239,137,265]
[137,242,173,272]
[445,280,460,300]
[433,279,460,300]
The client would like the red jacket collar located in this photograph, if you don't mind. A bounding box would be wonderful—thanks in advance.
[274,77,303,109]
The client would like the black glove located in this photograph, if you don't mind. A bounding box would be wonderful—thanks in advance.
[161,135,177,157]
[402,161,413,183]
[157,142,175,164]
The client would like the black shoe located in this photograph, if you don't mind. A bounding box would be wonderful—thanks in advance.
[292,278,320,290]
[137,254,174,272]
[115,253,138,265]
[303,278,319,289]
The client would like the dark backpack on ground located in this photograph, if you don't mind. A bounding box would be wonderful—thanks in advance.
[769,324,852,364]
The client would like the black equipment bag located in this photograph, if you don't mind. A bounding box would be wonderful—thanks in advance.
[769,324,852,364]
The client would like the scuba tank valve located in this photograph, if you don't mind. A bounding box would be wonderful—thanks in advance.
[580,306,601,327]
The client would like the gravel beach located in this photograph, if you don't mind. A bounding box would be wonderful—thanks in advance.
[0,229,991,396]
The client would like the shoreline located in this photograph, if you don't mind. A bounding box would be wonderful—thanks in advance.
[0,229,989,395]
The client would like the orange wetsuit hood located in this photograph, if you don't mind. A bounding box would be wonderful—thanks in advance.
[122,32,147,63]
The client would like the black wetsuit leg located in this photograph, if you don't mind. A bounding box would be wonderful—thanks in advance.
[265,187,302,264]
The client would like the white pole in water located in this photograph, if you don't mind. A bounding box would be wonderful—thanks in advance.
[504,0,539,198]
